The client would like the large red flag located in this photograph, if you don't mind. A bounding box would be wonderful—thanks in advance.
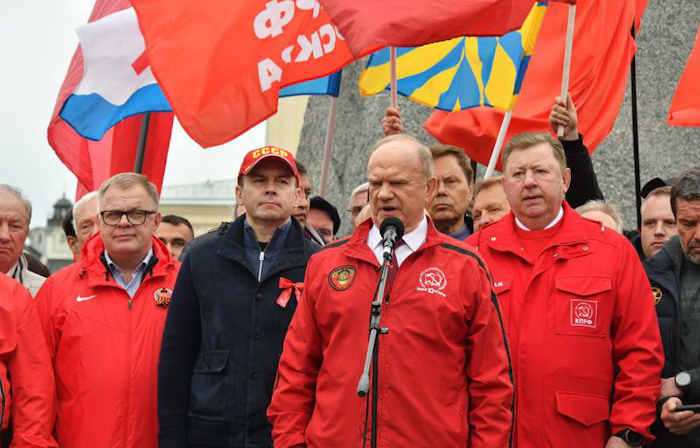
[318,0,534,56]
[131,1,377,148]
[425,0,647,171]
[47,0,174,199]
[668,26,700,126]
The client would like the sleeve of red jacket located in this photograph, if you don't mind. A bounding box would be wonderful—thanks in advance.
[9,282,58,448]
[34,276,62,363]
[267,254,323,448]
[609,239,664,441]
[463,252,514,448]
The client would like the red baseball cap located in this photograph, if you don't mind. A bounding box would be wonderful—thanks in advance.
[238,146,299,181]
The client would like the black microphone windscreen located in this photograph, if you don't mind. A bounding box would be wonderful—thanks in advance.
[380,217,405,239]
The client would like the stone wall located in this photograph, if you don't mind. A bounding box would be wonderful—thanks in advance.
[297,0,700,236]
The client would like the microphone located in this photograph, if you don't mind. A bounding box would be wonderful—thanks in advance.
[379,217,405,261]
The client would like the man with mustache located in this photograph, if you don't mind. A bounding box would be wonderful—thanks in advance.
[644,166,700,447]
[467,132,663,448]
[158,147,318,448]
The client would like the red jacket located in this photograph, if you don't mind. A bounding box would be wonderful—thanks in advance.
[269,219,514,448]
[466,203,664,447]
[0,273,57,448]
[35,235,180,448]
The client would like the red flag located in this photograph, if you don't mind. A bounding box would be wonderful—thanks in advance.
[668,26,700,126]
[48,0,174,199]
[319,0,535,57]
[131,1,377,148]
[424,0,647,171]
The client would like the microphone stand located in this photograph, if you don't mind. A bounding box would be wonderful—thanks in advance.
[357,248,394,448]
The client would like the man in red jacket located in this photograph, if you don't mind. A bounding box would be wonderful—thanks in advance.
[35,173,180,448]
[269,134,514,448]
[467,132,664,448]
[0,273,57,448]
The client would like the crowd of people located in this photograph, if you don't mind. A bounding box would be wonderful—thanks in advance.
[0,95,699,448]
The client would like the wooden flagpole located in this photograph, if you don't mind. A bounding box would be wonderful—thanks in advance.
[557,4,576,137]
[390,47,398,109]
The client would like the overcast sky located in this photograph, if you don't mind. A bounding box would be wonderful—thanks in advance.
[0,1,264,228]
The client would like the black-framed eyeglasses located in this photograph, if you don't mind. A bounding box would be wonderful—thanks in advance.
[100,210,156,226]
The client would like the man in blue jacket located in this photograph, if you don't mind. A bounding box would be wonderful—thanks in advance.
[157,146,319,448]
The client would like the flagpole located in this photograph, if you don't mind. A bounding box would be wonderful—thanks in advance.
[134,112,151,174]
[390,47,398,109]
[319,96,339,197]
[557,4,576,137]
[484,109,513,179]
[631,23,642,229]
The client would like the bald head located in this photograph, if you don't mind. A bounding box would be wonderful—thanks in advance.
[367,135,437,233]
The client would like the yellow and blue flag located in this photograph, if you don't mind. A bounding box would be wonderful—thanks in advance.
[359,2,547,112]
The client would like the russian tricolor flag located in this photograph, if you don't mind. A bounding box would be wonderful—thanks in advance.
[59,8,171,141]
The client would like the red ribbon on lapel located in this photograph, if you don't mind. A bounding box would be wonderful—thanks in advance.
[278,277,303,308]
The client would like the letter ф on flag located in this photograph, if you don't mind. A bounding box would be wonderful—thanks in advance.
[60,7,171,142]
[318,0,536,57]
[359,2,547,112]
[425,0,647,171]
[48,0,174,198]
[668,26,700,126]
[131,0,376,148]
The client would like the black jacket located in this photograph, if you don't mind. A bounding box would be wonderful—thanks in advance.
[562,134,605,209]
[644,236,700,447]
[158,216,319,448]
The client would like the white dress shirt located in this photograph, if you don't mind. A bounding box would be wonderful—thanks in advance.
[367,216,428,266]
[515,206,564,231]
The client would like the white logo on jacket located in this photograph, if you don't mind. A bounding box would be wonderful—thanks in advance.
[417,268,447,297]
[570,299,597,328]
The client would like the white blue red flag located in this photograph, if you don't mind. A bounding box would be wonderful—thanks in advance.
[59,7,171,141]
[279,70,342,98]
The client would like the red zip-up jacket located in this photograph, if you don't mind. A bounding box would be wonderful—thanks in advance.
[466,203,664,447]
[0,273,57,448]
[34,234,180,448]
[269,218,514,448]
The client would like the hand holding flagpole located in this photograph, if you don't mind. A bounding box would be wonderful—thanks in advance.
[557,4,576,137]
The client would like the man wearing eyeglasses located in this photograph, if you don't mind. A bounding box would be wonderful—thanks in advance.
[35,173,180,448]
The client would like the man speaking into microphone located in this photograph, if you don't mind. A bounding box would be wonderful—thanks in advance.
[269,134,514,448]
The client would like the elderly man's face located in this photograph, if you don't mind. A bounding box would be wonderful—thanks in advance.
[503,143,570,230]
[368,140,437,233]
[0,192,29,273]
[428,155,472,233]
[472,183,510,232]
[349,190,369,226]
[675,199,700,264]
[75,197,99,253]
[307,209,334,243]
[99,185,161,263]
[641,194,677,259]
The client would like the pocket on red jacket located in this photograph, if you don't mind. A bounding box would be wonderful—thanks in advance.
[554,277,611,337]
[555,392,610,426]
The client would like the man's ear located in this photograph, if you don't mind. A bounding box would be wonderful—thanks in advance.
[293,186,301,208]
[153,212,162,232]
[66,236,79,257]
[562,167,572,194]
[426,176,438,200]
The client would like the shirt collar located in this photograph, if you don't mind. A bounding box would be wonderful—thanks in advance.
[104,247,153,274]
[368,215,429,252]
[515,206,564,231]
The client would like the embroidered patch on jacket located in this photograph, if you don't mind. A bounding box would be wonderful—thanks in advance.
[416,267,447,297]
[328,265,356,291]
[652,287,663,305]
[570,299,597,328]
[154,288,173,308]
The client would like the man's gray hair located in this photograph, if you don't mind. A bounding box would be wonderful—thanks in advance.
[369,134,434,180]
[98,173,159,211]
[575,200,624,233]
[350,182,369,199]
[0,184,32,223]
[671,165,700,217]
[72,191,98,231]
